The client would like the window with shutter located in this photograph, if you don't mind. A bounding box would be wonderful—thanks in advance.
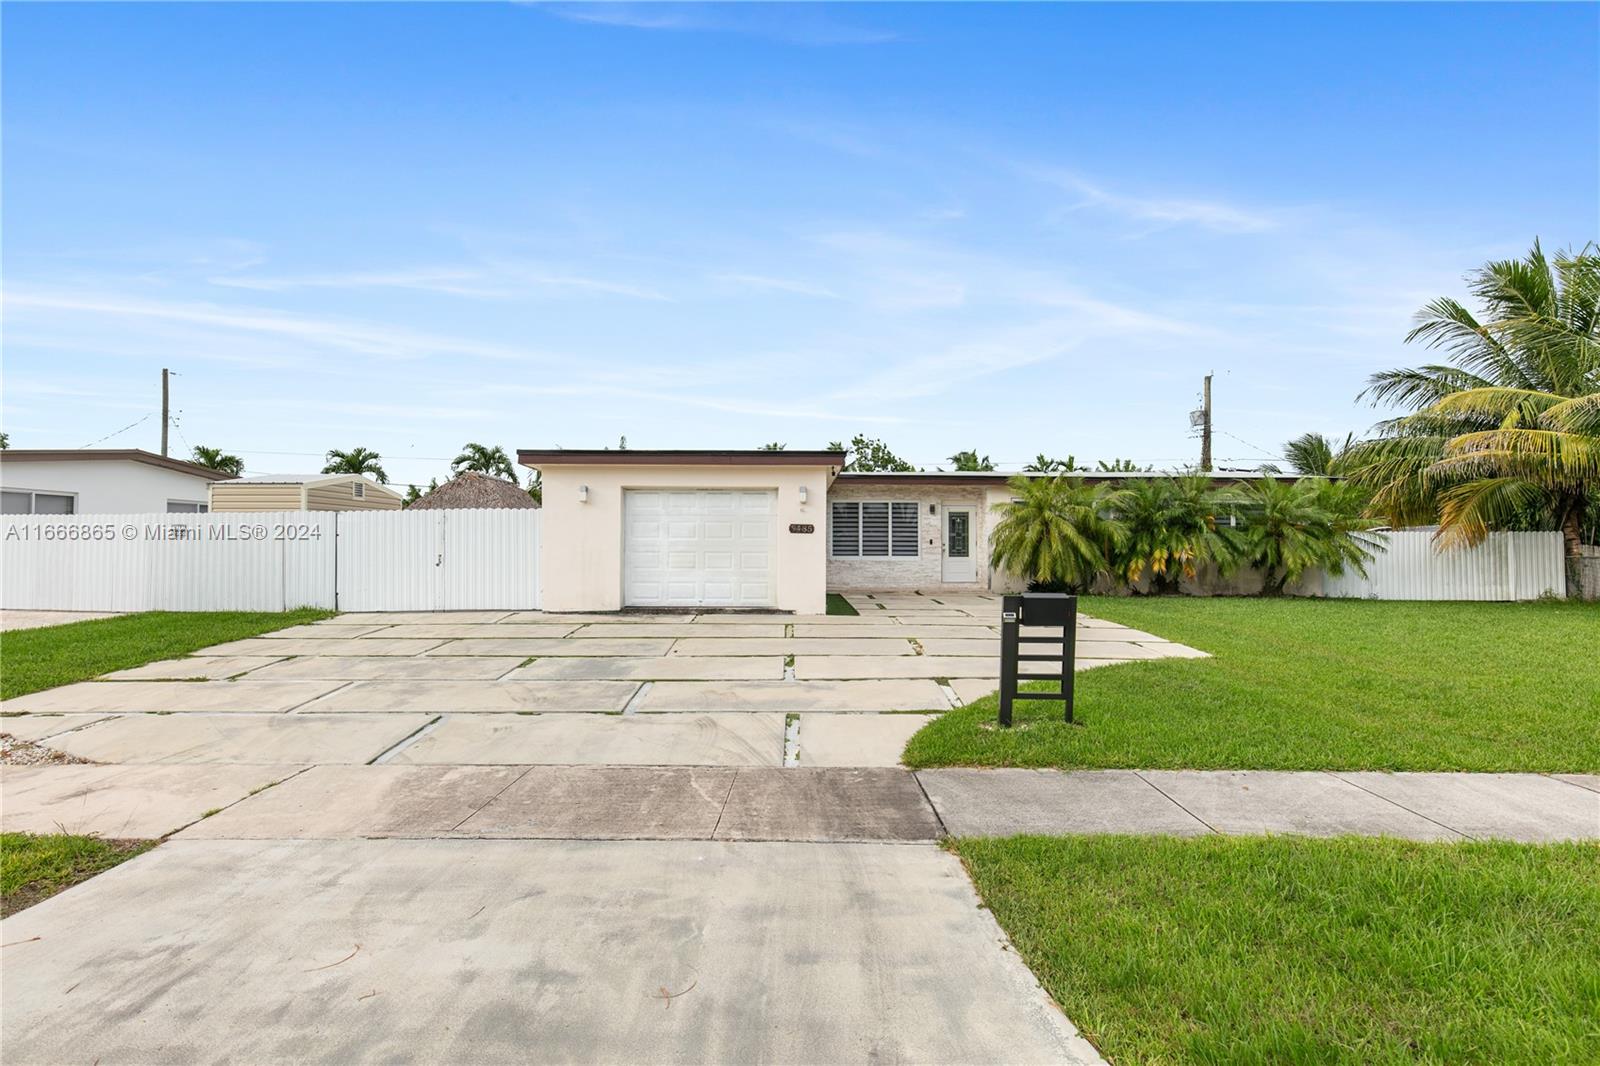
[891,502,919,556]
[861,502,890,556]
[831,501,860,556]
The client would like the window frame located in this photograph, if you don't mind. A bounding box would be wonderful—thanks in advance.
[829,499,921,560]
[1,488,78,515]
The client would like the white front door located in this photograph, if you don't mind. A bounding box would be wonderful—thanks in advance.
[941,505,976,583]
[624,489,776,607]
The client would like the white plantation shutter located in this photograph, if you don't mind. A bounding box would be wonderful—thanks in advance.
[831,500,919,559]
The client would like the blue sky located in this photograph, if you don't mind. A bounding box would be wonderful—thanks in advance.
[4,2,1596,487]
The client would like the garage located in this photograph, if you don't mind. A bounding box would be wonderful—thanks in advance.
[624,489,776,607]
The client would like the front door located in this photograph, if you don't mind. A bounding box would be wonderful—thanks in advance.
[941,505,976,583]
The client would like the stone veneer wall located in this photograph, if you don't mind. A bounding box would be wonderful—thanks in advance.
[824,482,991,591]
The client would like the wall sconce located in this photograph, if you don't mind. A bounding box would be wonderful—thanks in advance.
[929,503,937,515]
[578,485,589,503]
[798,485,809,504]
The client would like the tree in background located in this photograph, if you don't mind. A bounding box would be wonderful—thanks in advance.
[1233,477,1381,595]
[758,442,786,450]
[190,445,244,477]
[1096,458,1152,472]
[1112,475,1241,594]
[0,431,9,449]
[527,470,543,506]
[402,478,438,507]
[988,475,1124,593]
[826,434,916,472]
[948,449,996,472]
[451,443,516,481]
[1284,432,1357,476]
[1347,240,1597,593]
[322,447,389,484]
[1025,454,1081,473]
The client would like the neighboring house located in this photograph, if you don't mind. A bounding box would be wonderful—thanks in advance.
[519,448,1288,613]
[209,473,403,512]
[407,472,538,510]
[0,449,230,514]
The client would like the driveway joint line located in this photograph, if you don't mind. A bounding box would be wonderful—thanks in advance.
[707,768,740,839]
[283,679,356,714]
[1131,770,1219,834]
[1324,770,1473,840]
[910,771,951,838]
[1542,772,1600,794]
[620,681,651,715]
[367,714,444,765]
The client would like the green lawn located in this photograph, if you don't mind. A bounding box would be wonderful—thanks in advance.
[0,609,333,700]
[826,592,860,616]
[904,598,1600,772]
[2,832,154,917]
[954,835,1600,1065]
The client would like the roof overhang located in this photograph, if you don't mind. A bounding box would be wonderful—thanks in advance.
[0,449,234,481]
[519,449,846,469]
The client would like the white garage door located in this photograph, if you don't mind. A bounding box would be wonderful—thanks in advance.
[624,490,776,607]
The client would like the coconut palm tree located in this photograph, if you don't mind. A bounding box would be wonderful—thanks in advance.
[451,442,516,481]
[1024,454,1080,473]
[322,446,389,484]
[190,445,244,477]
[1234,477,1382,595]
[948,449,995,472]
[1111,476,1241,594]
[1283,432,1357,476]
[1348,240,1598,593]
[988,475,1124,592]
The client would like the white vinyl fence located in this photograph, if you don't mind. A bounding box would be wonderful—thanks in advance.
[1,510,539,613]
[1322,530,1566,601]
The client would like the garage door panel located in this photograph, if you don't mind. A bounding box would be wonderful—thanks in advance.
[625,489,776,607]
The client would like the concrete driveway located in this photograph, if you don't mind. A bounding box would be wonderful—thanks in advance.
[0,590,1127,1065]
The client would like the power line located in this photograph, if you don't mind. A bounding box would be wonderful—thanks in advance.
[81,413,153,448]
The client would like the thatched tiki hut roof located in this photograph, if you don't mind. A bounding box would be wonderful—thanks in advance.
[408,472,538,510]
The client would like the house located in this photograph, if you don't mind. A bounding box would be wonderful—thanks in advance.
[519,448,1291,613]
[209,473,403,512]
[406,471,538,510]
[0,449,231,514]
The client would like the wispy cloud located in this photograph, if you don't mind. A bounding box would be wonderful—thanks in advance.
[712,273,840,299]
[1035,171,1279,234]
[4,288,557,363]
[208,263,671,302]
[539,3,899,45]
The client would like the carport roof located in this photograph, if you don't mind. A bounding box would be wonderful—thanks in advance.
[519,449,846,467]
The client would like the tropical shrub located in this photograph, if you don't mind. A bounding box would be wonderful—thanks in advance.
[1111,475,1241,594]
[1234,478,1383,595]
[988,476,1124,593]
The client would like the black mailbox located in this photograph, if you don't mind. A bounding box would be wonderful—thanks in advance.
[998,593,1077,727]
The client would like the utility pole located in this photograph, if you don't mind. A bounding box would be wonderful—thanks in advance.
[1199,373,1213,472]
[160,368,171,454]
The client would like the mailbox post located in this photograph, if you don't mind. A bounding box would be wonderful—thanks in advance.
[998,592,1077,727]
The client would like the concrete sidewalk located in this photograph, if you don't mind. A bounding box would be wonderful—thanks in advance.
[918,768,1600,842]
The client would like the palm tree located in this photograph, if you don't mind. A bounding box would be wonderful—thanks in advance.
[190,445,244,477]
[527,470,543,506]
[948,449,995,471]
[451,442,516,481]
[322,446,389,484]
[1096,458,1150,472]
[1234,478,1381,595]
[988,475,1124,592]
[758,442,786,451]
[1348,240,1598,593]
[1111,476,1240,594]
[1024,454,1079,473]
[1283,432,1356,476]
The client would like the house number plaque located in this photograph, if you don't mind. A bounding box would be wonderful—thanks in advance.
[788,523,815,534]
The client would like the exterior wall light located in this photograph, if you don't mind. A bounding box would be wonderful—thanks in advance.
[798,485,808,504]
[578,485,589,503]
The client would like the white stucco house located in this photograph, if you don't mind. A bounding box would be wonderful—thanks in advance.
[522,448,1251,614]
[0,449,232,514]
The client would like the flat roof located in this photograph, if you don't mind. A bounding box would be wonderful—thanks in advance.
[837,470,1313,485]
[519,449,847,468]
[0,448,234,481]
